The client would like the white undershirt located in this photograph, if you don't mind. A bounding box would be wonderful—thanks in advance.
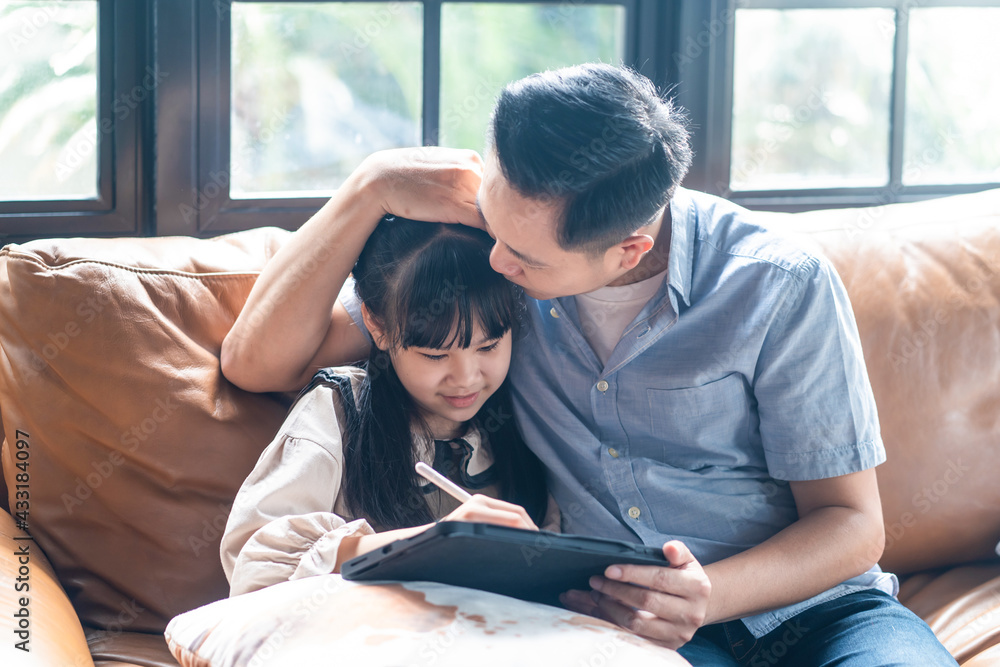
[574,267,669,366]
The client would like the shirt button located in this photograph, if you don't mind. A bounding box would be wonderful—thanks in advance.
[596,380,609,392]
[608,447,619,458]
[549,307,560,318]
[628,506,641,519]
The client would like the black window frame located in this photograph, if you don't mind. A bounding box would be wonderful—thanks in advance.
[5,0,998,239]
[155,0,670,237]
[0,0,152,243]
[675,0,1000,212]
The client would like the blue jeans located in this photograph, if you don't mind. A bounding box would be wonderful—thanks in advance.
[677,590,957,666]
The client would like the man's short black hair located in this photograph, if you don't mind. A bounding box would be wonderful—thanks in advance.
[488,63,692,254]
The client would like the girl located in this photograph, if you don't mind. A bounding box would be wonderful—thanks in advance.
[221,216,552,597]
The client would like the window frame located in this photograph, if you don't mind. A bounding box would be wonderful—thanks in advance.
[0,0,152,241]
[7,0,997,238]
[675,0,1000,212]
[155,0,667,237]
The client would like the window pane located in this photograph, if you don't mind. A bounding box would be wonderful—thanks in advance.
[904,8,1000,185]
[440,3,625,151]
[0,1,98,200]
[231,2,422,198]
[731,9,894,191]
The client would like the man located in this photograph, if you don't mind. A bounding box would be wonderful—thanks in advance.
[221,64,955,664]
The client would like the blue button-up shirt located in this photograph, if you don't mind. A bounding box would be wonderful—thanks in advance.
[340,186,897,638]
[507,187,896,637]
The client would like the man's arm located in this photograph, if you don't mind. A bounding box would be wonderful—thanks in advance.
[563,468,884,649]
[700,468,885,623]
[221,147,485,393]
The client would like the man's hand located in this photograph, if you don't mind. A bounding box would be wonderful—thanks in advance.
[362,146,485,229]
[560,540,711,649]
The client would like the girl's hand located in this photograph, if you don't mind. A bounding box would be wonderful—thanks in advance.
[441,494,539,531]
[336,496,537,572]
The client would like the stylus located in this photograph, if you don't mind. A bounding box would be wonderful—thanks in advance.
[415,461,473,503]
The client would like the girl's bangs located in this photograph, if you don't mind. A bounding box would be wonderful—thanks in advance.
[391,239,516,350]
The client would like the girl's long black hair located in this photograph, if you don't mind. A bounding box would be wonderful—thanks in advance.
[339,216,548,530]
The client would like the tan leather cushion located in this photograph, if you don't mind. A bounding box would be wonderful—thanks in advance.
[962,643,1000,667]
[756,188,1000,574]
[0,228,293,633]
[164,575,690,666]
[898,563,1000,664]
[86,626,179,667]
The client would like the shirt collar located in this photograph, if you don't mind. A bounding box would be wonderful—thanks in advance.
[545,188,696,319]
[413,423,495,488]
[666,186,696,310]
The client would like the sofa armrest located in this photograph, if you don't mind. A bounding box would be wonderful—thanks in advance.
[0,507,95,666]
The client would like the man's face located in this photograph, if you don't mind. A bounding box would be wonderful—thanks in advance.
[477,154,625,301]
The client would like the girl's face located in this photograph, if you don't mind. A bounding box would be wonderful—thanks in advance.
[366,310,513,440]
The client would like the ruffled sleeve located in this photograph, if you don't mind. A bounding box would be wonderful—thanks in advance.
[220,375,373,597]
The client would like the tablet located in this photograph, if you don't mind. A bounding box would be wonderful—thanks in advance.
[340,521,667,607]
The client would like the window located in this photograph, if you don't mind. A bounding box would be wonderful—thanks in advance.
[0,1,149,239]
[156,0,657,236]
[3,1,997,238]
[676,0,1000,211]
[1,1,99,200]
[226,2,625,196]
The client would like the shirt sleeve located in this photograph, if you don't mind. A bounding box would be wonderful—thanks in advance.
[752,253,885,481]
[338,277,371,342]
[220,385,375,596]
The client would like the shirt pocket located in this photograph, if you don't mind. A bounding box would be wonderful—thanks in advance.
[645,373,754,470]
